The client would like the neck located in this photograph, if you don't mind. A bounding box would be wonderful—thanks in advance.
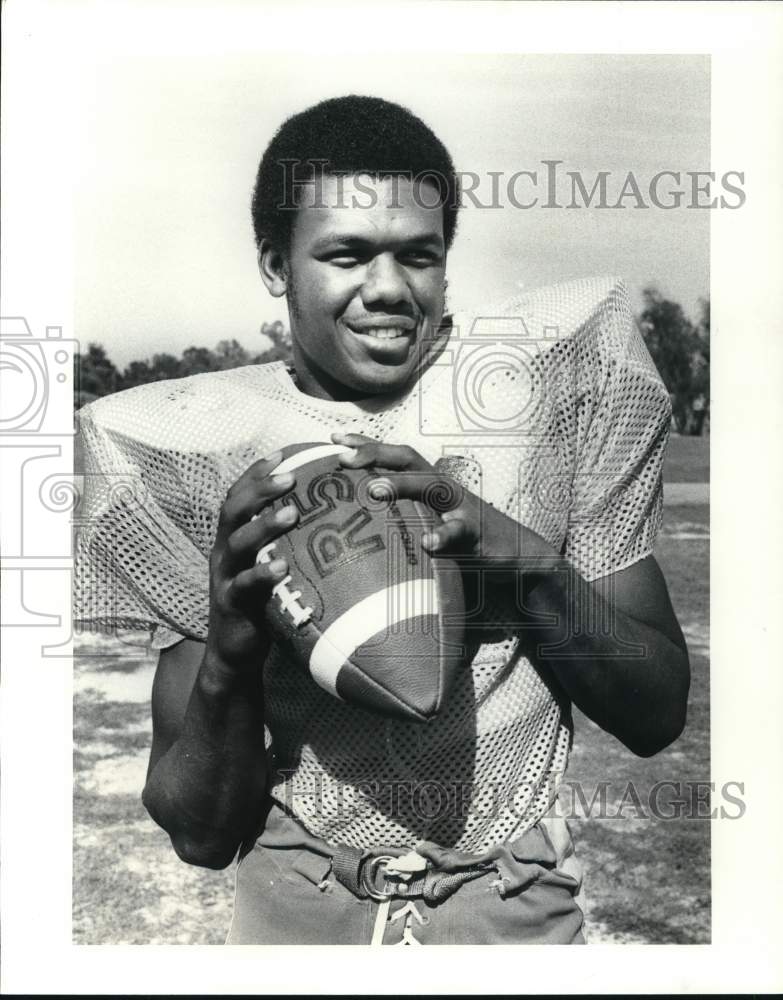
[289,351,357,402]
[290,342,383,402]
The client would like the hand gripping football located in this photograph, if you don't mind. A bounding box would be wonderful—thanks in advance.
[256,442,465,723]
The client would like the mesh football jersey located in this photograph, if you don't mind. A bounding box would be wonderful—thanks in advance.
[74,276,671,852]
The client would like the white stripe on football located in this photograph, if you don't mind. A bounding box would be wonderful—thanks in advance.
[309,578,438,699]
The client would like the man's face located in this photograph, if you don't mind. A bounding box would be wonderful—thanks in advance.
[282,174,447,400]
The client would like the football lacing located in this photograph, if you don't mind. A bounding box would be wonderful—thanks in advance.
[256,542,313,627]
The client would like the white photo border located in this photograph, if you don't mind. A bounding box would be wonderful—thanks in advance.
[2,0,782,993]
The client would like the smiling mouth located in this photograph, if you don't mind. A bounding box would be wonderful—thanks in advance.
[344,321,417,364]
[351,326,412,341]
[346,317,417,341]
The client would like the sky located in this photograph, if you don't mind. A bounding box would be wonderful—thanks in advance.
[74,51,709,368]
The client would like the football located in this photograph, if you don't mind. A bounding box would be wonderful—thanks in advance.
[256,442,465,723]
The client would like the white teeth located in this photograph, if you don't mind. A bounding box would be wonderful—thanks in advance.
[366,327,406,340]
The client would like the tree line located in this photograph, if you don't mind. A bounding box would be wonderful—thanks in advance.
[74,321,293,408]
[75,290,710,436]
[638,288,709,436]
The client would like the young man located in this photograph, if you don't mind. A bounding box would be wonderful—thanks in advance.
[75,96,689,945]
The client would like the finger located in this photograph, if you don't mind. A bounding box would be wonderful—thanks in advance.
[368,473,465,514]
[331,431,375,448]
[332,431,430,472]
[226,450,284,496]
[228,558,289,603]
[223,503,299,571]
[332,431,380,469]
[339,440,429,472]
[219,471,295,532]
[421,515,475,556]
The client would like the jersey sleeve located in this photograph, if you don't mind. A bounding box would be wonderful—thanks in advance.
[73,398,211,647]
[563,297,672,582]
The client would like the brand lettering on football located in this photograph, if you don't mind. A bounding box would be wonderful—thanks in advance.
[307,508,385,578]
[386,501,419,567]
[286,469,354,526]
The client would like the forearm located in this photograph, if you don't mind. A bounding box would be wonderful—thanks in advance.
[475,509,689,756]
[522,566,689,756]
[142,649,268,869]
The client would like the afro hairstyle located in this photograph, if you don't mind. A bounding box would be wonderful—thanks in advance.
[251,95,460,254]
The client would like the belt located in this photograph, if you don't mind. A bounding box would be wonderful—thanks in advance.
[331,842,496,903]
[255,802,579,904]
[330,844,501,946]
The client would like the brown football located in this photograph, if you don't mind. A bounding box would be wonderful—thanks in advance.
[256,442,465,722]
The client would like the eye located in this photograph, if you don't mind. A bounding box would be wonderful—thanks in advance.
[322,248,369,268]
[400,251,441,268]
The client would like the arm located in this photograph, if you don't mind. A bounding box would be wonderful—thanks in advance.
[142,638,268,869]
[334,433,689,759]
[141,451,300,869]
[522,553,689,757]
[461,497,689,755]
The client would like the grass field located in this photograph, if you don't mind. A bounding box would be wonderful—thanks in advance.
[73,435,709,945]
[568,501,710,943]
[663,433,710,484]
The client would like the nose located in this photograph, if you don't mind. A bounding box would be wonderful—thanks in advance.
[360,253,409,309]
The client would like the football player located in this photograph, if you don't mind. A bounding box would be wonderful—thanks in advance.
[76,96,689,945]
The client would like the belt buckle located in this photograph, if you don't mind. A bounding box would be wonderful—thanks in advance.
[361,856,400,901]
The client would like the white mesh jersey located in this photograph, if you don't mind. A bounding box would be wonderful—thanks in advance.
[75,276,671,853]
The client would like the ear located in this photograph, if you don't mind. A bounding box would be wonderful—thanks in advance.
[258,239,288,298]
